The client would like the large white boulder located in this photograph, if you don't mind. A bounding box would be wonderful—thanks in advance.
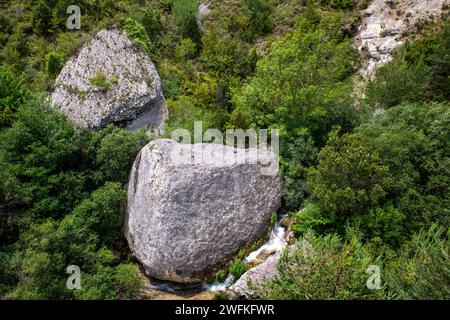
[125,139,282,283]
[50,28,168,132]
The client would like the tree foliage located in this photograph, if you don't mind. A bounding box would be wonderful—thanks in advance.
[254,233,382,300]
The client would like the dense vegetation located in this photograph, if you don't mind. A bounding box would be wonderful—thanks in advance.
[0,0,448,299]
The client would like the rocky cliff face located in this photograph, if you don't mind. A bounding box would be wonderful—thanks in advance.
[50,28,168,132]
[356,0,447,79]
[125,139,282,283]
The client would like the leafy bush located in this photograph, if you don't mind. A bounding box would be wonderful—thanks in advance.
[244,0,275,39]
[201,28,257,79]
[89,70,112,91]
[281,131,318,210]
[254,233,383,299]
[113,264,143,300]
[428,21,450,101]
[349,204,408,248]
[122,18,155,57]
[292,203,336,236]
[0,100,147,225]
[175,38,197,60]
[328,0,355,10]
[95,126,148,183]
[0,67,26,127]
[163,75,182,99]
[366,22,450,107]
[306,103,450,245]
[173,0,201,45]
[173,0,198,26]
[32,1,53,36]
[385,225,449,299]
[45,52,64,78]
[231,13,358,144]
[165,96,229,138]
[71,182,126,246]
[307,134,394,216]
[365,57,429,109]
[214,269,227,282]
[3,181,142,300]
[141,7,164,40]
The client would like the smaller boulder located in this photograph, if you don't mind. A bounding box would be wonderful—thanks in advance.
[50,28,168,132]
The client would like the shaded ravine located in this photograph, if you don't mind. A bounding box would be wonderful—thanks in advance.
[141,214,289,300]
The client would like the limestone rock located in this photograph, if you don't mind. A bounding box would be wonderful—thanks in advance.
[355,0,446,79]
[50,28,168,132]
[125,139,282,283]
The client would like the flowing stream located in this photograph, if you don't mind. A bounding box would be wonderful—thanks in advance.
[144,214,289,298]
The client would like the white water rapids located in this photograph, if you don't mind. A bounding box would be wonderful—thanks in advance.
[207,214,288,292]
[147,214,289,294]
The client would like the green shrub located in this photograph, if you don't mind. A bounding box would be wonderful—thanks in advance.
[201,28,257,79]
[349,204,408,248]
[95,126,148,183]
[385,225,450,299]
[365,57,429,109]
[214,269,227,282]
[292,203,336,236]
[175,38,197,60]
[231,13,358,143]
[173,0,201,45]
[141,8,163,40]
[45,52,64,78]
[113,264,143,300]
[244,0,275,39]
[75,261,143,300]
[281,131,318,210]
[0,100,146,221]
[122,18,155,56]
[306,102,450,246]
[173,0,198,26]
[254,233,383,299]
[165,96,229,139]
[355,103,450,231]
[307,134,394,216]
[328,0,355,10]
[3,181,139,299]
[428,21,450,102]
[0,67,26,127]
[32,1,53,36]
[71,182,126,246]
[228,258,247,278]
[163,76,182,99]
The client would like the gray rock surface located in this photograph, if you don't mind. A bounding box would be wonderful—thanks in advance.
[355,0,446,79]
[229,241,309,299]
[229,251,282,299]
[50,28,168,131]
[125,139,282,283]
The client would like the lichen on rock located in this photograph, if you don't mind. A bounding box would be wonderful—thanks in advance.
[50,28,168,132]
[125,139,282,283]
